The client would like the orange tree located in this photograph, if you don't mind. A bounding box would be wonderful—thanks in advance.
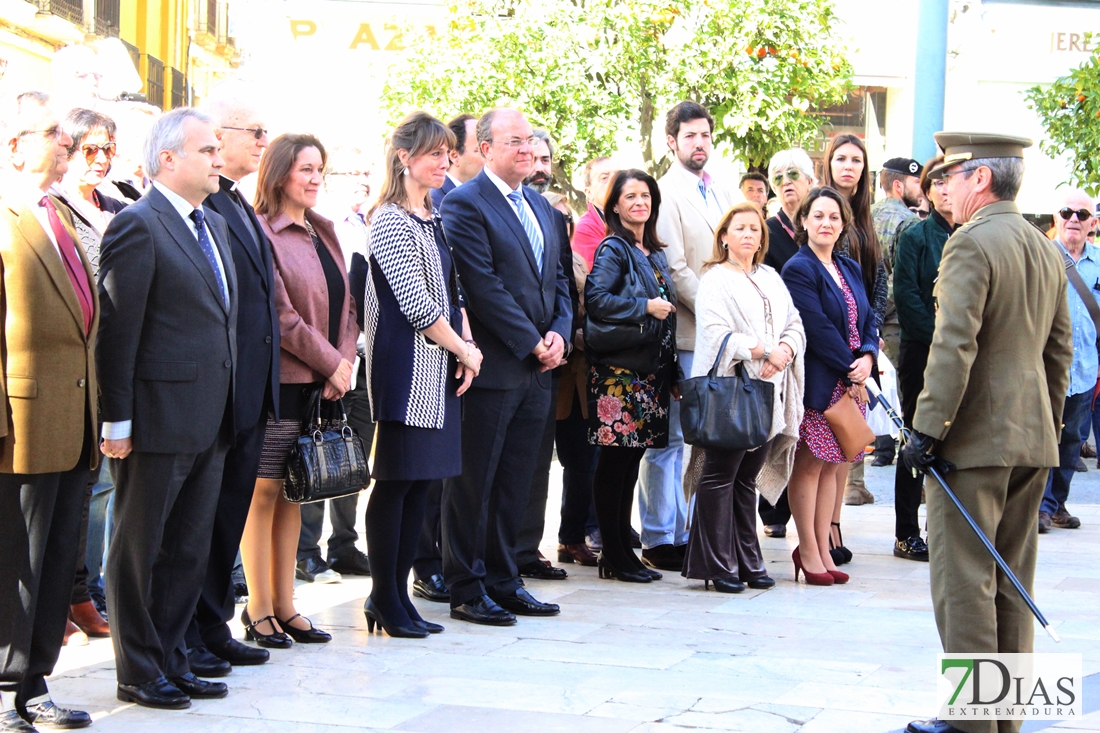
[381,0,854,206]
[1027,51,1100,195]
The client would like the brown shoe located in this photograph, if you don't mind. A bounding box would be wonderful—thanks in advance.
[70,599,110,637]
[64,618,88,646]
[1038,511,1052,534]
[641,543,683,571]
[1051,508,1081,529]
[844,484,875,506]
[1082,442,1097,458]
[557,543,598,566]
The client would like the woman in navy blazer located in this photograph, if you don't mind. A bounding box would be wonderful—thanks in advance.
[781,187,877,586]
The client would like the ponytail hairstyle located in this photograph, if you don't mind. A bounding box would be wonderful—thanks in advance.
[376,111,456,213]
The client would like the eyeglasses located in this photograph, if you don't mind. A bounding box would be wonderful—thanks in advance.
[21,125,62,140]
[81,142,116,162]
[490,136,537,149]
[222,126,268,140]
[1059,207,1093,222]
[931,179,947,190]
[940,167,975,182]
[771,169,802,188]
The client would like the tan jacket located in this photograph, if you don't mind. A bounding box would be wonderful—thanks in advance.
[0,186,99,474]
[913,201,1072,469]
[655,166,735,351]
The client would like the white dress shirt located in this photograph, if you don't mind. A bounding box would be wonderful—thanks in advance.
[484,166,543,239]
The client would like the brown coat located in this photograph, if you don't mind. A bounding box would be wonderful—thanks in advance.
[0,186,99,474]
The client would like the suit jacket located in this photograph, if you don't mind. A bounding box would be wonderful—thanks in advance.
[655,167,735,351]
[913,201,1073,469]
[782,246,878,412]
[430,176,458,211]
[204,178,280,426]
[0,185,99,474]
[441,170,572,390]
[97,185,238,454]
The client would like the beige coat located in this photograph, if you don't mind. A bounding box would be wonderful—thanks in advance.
[913,201,1072,469]
[0,185,99,474]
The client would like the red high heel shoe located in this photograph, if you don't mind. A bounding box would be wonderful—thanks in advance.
[827,569,849,584]
[792,547,834,586]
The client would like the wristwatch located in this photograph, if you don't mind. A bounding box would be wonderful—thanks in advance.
[762,344,772,361]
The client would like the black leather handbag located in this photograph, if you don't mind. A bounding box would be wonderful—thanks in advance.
[284,392,371,504]
[680,334,774,451]
[584,236,663,373]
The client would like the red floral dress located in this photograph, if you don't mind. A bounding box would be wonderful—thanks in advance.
[798,268,867,463]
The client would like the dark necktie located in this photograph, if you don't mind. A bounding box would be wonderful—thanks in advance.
[228,187,260,248]
[190,208,229,307]
[40,197,93,334]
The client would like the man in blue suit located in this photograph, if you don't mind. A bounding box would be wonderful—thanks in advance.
[440,108,572,625]
[429,114,482,211]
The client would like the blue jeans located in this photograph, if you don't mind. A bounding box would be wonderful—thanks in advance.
[636,350,692,548]
[1041,389,1092,516]
[86,462,115,599]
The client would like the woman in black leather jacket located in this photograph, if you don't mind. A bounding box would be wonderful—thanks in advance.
[584,169,680,583]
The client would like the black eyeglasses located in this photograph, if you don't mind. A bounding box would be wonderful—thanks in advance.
[222,126,268,140]
[1059,207,1093,222]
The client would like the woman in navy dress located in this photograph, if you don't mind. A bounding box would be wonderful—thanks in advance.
[362,112,482,637]
[781,187,878,586]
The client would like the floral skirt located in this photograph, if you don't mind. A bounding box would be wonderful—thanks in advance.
[587,362,671,449]
[798,380,867,464]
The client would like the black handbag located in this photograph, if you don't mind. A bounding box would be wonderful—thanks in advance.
[584,236,663,373]
[284,392,371,504]
[680,334,774,451]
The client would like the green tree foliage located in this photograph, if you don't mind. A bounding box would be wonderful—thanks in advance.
[382,0,854,206]
[1027,50,1100,195]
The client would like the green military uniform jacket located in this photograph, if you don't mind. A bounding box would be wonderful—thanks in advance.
[894,210,953,346]
[913,200,1073,469]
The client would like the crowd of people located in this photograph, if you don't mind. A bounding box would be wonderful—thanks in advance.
[0,85,1089,733]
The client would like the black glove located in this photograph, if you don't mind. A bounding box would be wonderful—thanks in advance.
[899,430,956,476]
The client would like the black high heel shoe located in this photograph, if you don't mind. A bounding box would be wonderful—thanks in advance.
[830,522,853,565]
[412,619,444,634]
[363,598,429,638]
[704,578,745,593]
[596,554,651,583]
[275,613,331,644]
[241,608,292,649]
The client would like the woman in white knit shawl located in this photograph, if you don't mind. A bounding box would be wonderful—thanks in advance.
[681,201,806,593]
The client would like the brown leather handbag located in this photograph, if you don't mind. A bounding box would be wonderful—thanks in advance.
[824,386,874,461]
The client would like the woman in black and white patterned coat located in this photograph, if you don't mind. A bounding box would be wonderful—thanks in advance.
[361,112,482,638]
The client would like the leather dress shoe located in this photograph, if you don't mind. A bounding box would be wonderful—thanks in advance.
[186,646,231,677]
[585,530,603,551]
[328,548,371,576]
[704,578,745,593]
[62,620,86,647]
[762,524,786,538]
[295,556,341,583]
[894,536,930,562]
[412,574,450,603]
[0,710,35,732]
[117,676,190,709]
[207,638,269,666]
[1038,511,1053,534]
[68,601,109,638]
[20,701,91,729]
[557,543,598,566]
[641,544,683,571]
[518,560,568,580]
[1052,508,1082,529]
[493,587,560,616]
[170,672,228,700]
[906,719,965,733]
[450,595,516,626]
[747,575,776,589]
[871,452,894,467]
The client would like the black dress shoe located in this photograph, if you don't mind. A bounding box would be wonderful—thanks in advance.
[412,574,450,603]
[518,560,568,580]
[170,672,228,700]
[186,646,231,678]
[207,638,269,666]
[450,595,517,626]
[493,587,560,616]
[0,709,35,732]
[704,578,745,593]
[412,618,445,634]
[906,719,965,733]
[894,536,930,562]
[117,676,190,709]
[762,524,786,538]
[20,701,91,730]
[328,548,371,576]
[641,544,683,571]
[274,614,331,644]
[747,575,776,589]
[871,453,894,467]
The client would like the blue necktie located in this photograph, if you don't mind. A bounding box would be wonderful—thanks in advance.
[698,179,709,204]
[507,190,544,274]
[190,208,229,307]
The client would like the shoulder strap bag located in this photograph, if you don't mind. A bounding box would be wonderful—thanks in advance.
[284,390,371,503]
[680,334,774,451]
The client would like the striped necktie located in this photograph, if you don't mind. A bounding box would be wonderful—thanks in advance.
[506,190,544,274]
[190,208,229,307]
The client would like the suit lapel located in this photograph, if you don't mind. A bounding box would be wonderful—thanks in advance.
[14,202,85,331]
[211,189,264,280]
[679,182,717,233]
[478,175,541,277]
[149,188,229,315]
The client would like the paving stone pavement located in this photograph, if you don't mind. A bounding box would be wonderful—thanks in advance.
[48,458,1100,732]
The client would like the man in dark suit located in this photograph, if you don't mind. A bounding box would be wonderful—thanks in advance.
[183,99,279,676]
[440,108,572,625]
[429,114,482,211]
[0,91,98,733]
[99,107,238,710]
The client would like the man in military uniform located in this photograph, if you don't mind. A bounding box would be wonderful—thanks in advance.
[901,133,1073,733]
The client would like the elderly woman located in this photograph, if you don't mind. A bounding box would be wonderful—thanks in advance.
[764,148,815,272]
[241,133,358,647]
[683,202,805,593]
[362,112,481,638]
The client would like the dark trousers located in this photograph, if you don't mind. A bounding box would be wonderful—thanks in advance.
[894,338,928,541]
[442,376,550,607]
[412,480,444,580]
[69,469,99,607]
[683,442,770,582]
[516,377,559,567]
[0,462,90,709]
[365,479,430,624]
[186,414,267,650]
[555,392,599,545]
[1041,389,1093,517]
[592,446,647,573]
[107,434,230,685]
[757,489,790,527]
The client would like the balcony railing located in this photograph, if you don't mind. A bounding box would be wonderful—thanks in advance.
[37,0,83,25]
[95,0,120,37]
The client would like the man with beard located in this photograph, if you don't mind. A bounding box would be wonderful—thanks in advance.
[523,129,553,193]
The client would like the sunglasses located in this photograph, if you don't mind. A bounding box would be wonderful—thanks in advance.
[771,169,802,188]
[222,126,268,140]
[81,142,116,162]
[1059,207,1093,222]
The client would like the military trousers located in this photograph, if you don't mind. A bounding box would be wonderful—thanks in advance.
[926,465,1046,733]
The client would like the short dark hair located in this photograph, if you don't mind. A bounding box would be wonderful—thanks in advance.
[448,113,476,155]
[62,108,117,158]
[739,172,768,189]
[604,169,665,251]
[794,186,853,248]
[664,101,713,140]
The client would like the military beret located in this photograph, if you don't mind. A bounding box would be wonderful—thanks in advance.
[882,157,922,176]
[927,132,1033,179]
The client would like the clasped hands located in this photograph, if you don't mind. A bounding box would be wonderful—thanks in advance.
[759,342,794,379]
[845,353,874,401]
[533,331,565,373]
